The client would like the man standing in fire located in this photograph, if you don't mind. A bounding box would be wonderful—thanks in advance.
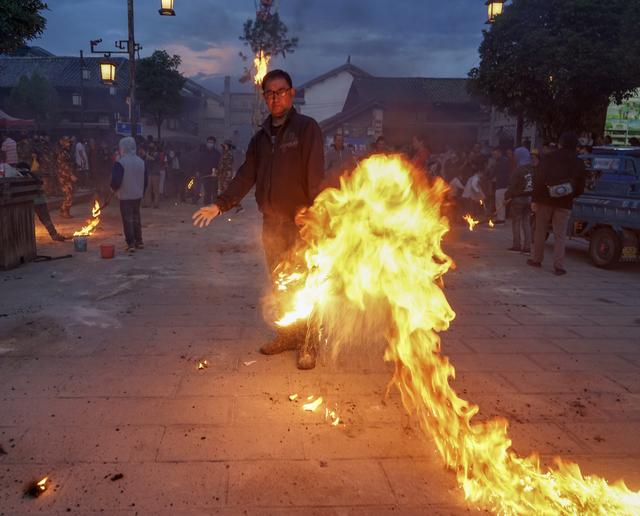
[192,69,325,370]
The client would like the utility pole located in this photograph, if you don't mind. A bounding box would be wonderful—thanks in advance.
[127,0,137,138]
[79,49,85,138]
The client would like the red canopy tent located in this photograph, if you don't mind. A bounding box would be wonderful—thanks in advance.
[0,109,35,130]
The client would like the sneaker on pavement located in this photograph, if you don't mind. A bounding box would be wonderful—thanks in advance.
[554,268,567,276]
[526,259,541,267]
[135,242,144,250]
[507,246,520,252]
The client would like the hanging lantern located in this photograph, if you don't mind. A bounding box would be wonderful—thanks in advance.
[159,0,175,16]
[99,57,117,85]
[485,0,506,24]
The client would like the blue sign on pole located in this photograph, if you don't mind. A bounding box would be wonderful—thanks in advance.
[116,122,142,136]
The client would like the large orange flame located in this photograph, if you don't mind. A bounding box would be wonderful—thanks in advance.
[253,50,270,86]
[73,200,101,237]
[275,155,640,515]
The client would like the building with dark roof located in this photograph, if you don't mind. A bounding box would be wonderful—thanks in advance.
[320,76,485,152]
[297,58,371,123]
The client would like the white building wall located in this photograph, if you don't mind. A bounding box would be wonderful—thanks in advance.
[300,71,355,123]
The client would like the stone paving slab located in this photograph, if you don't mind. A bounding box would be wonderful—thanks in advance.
[1,200,639,514]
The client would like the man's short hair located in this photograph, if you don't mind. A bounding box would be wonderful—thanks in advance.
[262,69,293,91]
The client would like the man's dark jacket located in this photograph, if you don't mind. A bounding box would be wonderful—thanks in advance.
[532,149,586,210]
[216,108,325,220]
[197,147,221,176]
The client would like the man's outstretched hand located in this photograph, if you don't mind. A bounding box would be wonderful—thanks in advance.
[192,204,221,227]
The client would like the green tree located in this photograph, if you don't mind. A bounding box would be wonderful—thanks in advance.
[8,72,59,128]
[239,10,298,82]
[468,0,640,143]
[0,1,48,55]
[136,50,186,141]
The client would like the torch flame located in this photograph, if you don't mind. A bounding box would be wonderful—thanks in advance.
[463,214,480,232]
[253,50,271,86]
[488,219,495,228]
[273,154,640,515]
[73,200,101,237]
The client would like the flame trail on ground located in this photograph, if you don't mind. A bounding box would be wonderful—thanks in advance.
[73,200,101,237]
[274,155,640,515]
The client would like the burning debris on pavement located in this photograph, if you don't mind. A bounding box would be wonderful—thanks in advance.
[24,476,48,498]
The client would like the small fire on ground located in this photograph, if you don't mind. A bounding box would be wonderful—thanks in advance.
[463,214,480,232]
[73,200,101,237]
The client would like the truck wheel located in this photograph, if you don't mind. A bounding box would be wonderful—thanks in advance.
[589,228,622,268]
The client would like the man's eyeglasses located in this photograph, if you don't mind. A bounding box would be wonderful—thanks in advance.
[263,88,291,101]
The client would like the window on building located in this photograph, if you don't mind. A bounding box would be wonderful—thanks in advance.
[82,68,91,80]
[72,93,82,106]
[109,86,116,96]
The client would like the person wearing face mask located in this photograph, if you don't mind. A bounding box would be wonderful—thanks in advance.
[192,69,325,370]
[166,146,182,202]
[197,136,221,205]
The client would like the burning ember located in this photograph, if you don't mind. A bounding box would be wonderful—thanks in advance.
[288,393,299,401]
[197,359,208,370]
[488,219,495,228]
[187,178,195,190]
[303,396,323,412]
[273,155,640,515]
[463,214,480,232]
[24,476,48,498]
[253,50,271,85]
[73,200,101,237]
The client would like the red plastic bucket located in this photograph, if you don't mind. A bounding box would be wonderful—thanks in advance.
[100,244,115,259]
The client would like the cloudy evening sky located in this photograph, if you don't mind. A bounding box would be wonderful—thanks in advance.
[37,0,487,91]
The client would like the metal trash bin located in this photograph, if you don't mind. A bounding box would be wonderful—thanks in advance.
[0,177,41,269]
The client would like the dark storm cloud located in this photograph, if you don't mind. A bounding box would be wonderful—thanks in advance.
[37,0,486,86]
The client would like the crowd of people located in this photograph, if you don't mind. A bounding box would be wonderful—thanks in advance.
[0,131,244,215]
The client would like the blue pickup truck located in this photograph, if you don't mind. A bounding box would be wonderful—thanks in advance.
[572,147,640,268]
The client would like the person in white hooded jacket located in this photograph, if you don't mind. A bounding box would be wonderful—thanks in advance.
[110,137,147,252]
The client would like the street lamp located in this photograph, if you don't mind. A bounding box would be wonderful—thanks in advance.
[485,0,505,24]
[159,0,176,16]
[99,56,117,85]
[89,0,174,138]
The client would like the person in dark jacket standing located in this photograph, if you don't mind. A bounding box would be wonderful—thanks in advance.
[505,147,534,253]
[192,69,325,370]
[198,136,221,205]
[111,137,147,252]
[528,132,585,275]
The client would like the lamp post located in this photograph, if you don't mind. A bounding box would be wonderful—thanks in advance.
[485,0,506,24]
[89,0,175,138]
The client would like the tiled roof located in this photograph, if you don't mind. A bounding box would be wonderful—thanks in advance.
[346,77,473,108]
[0,56,130,89]
[298,62,371,91]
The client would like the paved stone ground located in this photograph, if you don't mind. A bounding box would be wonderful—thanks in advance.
[1,197,639,515]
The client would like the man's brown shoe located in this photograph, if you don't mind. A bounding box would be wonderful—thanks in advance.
[259,334,298,355]
[296,340,317,370]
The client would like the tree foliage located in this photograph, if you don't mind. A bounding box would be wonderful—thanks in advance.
[468,0,640,142]
[136,50,186,141]
[240,11,298,58]
[8,72,59,127]
[0,1,48,54]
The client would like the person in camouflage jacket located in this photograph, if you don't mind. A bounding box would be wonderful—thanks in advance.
[217,140,235,196]
[57,136,77,218]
